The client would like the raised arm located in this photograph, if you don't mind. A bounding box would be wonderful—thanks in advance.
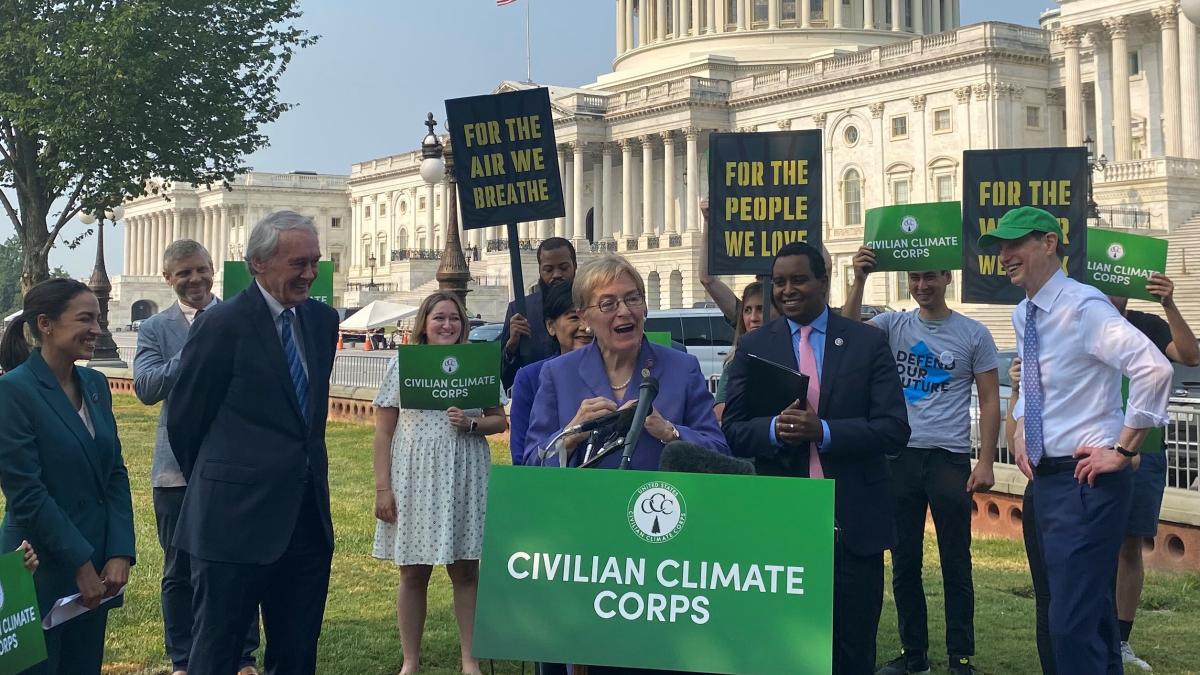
[132,318,182,405]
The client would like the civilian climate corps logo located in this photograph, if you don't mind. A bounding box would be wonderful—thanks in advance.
[628,481,686,543]
[1107,243,1126,261]
[900,215,919,234]
[441,356,460,375]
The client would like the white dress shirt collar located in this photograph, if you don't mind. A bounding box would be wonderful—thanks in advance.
[178,295,220,325]
[1027,268,1069,314]
[256,280,294,321]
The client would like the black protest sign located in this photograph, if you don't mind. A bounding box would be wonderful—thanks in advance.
[445,87,565,231]
[962,147,1088,304]
[707,131,823,275]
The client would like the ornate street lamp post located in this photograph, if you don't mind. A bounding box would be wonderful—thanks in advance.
[1084,135,1109,223]
[81,205,127,368]
[366,251,379,291]
[420,113,471,308]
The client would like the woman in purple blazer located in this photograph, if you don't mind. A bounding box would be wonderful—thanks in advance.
[525,255,729,469]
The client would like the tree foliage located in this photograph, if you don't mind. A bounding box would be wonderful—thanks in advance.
[0,236,68,315]
[0,0,315,290]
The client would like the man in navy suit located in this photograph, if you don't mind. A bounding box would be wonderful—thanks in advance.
[168,211,339,675]
[722,241,910,675]
[499,237,577,390]
[133,239,260,675]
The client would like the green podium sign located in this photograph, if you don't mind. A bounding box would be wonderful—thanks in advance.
[0,551,46,674]
[222,261,334,305]
[396,342,501,410]
[474,467,835,674]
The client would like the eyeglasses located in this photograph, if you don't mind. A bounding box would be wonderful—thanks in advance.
[587,293,645,314]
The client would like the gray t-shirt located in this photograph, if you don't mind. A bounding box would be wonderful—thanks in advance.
[871,310,999,453]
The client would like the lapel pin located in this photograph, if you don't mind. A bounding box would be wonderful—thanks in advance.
[834,337,845,347]
[641,367,651,378]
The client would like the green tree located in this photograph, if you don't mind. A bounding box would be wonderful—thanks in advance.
[0,0,315,291]
[0,235,68,315]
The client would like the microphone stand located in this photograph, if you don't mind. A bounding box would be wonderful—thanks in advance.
[537,428,573,468]
[618,378,659,470]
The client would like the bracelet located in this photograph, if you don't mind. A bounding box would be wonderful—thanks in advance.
[375,487,390,492]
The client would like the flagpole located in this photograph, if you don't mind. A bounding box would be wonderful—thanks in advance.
[525,0,532,83]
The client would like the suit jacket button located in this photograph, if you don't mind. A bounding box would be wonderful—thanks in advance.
[97,498,104,505]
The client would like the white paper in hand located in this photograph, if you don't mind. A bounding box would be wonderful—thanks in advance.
[42,586,125,629]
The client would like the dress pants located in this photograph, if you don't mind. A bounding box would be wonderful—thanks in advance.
[25,607,107,674]
[187,483,332,675]
[833,544,885,675]
[1022,482,1058,675]
[154,486,260,670]
[888,447,975,657]
[1032,466,1132,675]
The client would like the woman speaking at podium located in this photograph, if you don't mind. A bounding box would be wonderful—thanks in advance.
[525,255,728,469]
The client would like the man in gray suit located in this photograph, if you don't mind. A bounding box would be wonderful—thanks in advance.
[133,239,260,675]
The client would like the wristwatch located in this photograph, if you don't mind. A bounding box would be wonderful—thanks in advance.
[667,424,680,443]
[1115,443,1137,458]
[468,418,479,434]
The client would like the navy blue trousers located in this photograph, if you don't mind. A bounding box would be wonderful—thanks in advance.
[1031,466,1132,675]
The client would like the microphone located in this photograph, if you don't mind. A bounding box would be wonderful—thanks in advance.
[619,376,660,470]
[562,406,637,436]
[659,441,756,475]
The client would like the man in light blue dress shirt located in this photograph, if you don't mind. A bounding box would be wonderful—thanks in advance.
[980,207,1172,675]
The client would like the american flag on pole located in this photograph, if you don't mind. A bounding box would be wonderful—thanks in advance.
[497,0,517,5]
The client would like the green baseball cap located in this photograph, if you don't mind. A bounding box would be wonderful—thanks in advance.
[977,206,1064,249]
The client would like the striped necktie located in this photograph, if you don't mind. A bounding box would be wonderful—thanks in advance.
[280,309,310,423]
[1023,302,1044,466]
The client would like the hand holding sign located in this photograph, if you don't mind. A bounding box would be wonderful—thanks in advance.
[505,314,531,354]
[18,541,37,573]
[1146,272,1176,308]
[852,246,877,282]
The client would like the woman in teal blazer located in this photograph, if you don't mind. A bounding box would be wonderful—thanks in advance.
[0,279,136,674]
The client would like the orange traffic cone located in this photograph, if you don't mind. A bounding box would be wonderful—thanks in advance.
[363,335,373,351]
[336,333,344,350]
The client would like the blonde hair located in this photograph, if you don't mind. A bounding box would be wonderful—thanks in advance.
[412,292,469,345]
[572,254,647,311]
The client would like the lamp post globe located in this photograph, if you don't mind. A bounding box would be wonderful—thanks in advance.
[79,212,96,225]
[1182,0,1200,24]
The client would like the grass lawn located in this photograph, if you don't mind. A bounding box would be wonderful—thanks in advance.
[17,395,1199,674]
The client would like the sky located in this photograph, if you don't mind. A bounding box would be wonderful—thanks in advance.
[3,0,1056,277]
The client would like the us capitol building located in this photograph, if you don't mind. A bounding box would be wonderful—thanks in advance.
[112,0,1200,346]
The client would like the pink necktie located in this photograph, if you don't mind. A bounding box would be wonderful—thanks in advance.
[798,325,824,479]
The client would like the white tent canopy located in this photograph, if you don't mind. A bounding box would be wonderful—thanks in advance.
[339,301,418,331]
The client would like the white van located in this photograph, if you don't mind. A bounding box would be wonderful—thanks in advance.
[643,308,734,382]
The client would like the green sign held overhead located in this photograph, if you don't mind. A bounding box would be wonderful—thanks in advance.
[0,550,46,674]
[864,202,963,272]
[1085,228,1168,303]
[474,468,835,674]
[396,342,502,411]
[645,331,673,347]
[222,261,335,305]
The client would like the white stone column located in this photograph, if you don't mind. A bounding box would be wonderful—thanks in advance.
[425,185,436,247]
[617,0,627,52]
[706,0,716,32]
[801,0,811,27]
[1106,17,1133,161]
[641,134,656,235]
[621,139,636,238]
[121,217,131,276]
[601,144,615,239]
[639,0,650,46]
[559,144,573,236]
[833,0,844,28]
[692,0,702,35]
[149,213,161,274]
[913,0,923,33]
[1061,27,1084,147]
[1155,5,1183,157]
[572,141,586,240]
[626,0,636,47]
[736,0,747,30]
[864,0,875,29]
[769,0,779,28]
[891,0,902,31]
[932,0,941,32]
[662,131,677,233]
[685,127,700,233]
[1182,9,1200,158]
[656,0,667,41]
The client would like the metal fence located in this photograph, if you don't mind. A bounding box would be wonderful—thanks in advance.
[971,397,1200,492]
[331,354,391,388]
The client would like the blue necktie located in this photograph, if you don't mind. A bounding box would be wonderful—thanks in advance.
[1023,302,1044,466]
[280,309,310,423]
